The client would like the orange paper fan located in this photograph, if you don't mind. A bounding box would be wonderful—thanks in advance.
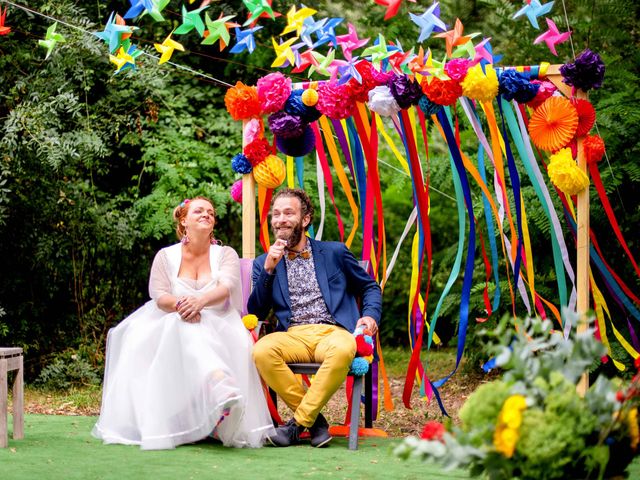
[528,96,579,152]
[571,98,596,137]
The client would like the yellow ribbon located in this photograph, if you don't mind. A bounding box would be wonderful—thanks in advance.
[318,116,360,248]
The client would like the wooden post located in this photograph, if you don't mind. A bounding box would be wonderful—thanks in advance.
[13,355,23,440]
[546,65,590,394]
[574,89,590,395]
[0,357,7,448]
[241,120,256,260]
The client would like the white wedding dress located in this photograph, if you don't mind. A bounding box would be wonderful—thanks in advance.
[92,243,275,449]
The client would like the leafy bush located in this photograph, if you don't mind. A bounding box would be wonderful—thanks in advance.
[35,350,101,390]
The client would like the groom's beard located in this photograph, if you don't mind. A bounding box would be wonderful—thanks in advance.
[272,220,304,247]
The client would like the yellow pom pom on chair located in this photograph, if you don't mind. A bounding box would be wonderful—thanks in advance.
[252,154,286,189]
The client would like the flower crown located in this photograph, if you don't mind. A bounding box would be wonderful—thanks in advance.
[179,198,190,209]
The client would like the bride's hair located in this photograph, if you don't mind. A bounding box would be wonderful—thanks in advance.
[172,196,216,241]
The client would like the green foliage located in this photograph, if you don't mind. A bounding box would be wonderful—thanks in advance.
[396,315,640,479]
[36,349,101,390]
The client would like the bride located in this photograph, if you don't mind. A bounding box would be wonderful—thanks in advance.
[92,196,275,449]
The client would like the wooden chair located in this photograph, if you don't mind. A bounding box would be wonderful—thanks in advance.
[0,347,24,448]
[240,258,375,450]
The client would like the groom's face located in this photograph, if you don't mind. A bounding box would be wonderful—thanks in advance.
[271,196,308,248]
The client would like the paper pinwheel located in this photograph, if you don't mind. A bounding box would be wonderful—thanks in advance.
[143,0,171,22]
[39,22,66,59]
[109,45,142,74]
[202,13,238,50]
[335,23,369,61]
[309,49,336,77]
[154,33,184,64]
[95,12,137,54]
[479,40,502,67]
[313,17,343,48]
[174,5,208,36]
[336,57,363,84]
[0,7,11,36]
[291,48,318,73]
[410,2,446,43]
[472,38,493,65]
[299,16,326,48]
[229,25,262,54]
[387,48,414,75]
[435,18,473,58]
[362,34,393,66]
[271,36,297,68]
[451,36,477,59]
[534,18,570,56]
[425,50,449,80]
[513,0,554,30]
[281,5,316,36]
[374,0,416,21]
[243,0,277,26]
[124,0,154,19]
[407,46,427,76]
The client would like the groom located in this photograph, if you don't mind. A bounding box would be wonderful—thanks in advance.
[248,188,382,447]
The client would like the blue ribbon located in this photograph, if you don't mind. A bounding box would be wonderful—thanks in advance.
[429,108,476,392]
[478,144,501,312]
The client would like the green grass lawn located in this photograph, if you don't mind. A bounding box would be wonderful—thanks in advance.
[1,415,469,480]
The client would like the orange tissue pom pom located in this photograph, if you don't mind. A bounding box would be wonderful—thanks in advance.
[225,81,261,121]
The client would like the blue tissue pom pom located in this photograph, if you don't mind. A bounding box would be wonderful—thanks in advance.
[349,356,370,376]
[231,153,252,174]
[364,335,374,345]
[418,95,443,115]
[498,70,539,103]
[285,89,322,123]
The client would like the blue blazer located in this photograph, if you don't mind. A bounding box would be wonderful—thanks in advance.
[247,238,382,332]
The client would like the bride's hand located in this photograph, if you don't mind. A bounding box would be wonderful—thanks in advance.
[176,296,203,323]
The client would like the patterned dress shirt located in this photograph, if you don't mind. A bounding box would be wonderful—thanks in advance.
[285,241,336,326]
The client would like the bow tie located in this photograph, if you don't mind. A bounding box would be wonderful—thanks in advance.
[287,249,311,261]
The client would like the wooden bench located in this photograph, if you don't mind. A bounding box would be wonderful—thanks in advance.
[0,347,24,448]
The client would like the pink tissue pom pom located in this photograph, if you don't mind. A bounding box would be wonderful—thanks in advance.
[316,82,356,120]
[257,72,292,114]
[445,58,471,82]
[230,179,243,203]
[243,118,263,145]
[527,80,557,110]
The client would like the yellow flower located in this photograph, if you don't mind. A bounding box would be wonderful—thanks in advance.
[500,408,523,430]
[503,394,527,411]
[242,314,258,330]
[547,148,590,196]
[494,426,519,458]
[493,395,527,457]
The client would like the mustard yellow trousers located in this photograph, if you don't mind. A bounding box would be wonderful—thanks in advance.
[253,324,356,428]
